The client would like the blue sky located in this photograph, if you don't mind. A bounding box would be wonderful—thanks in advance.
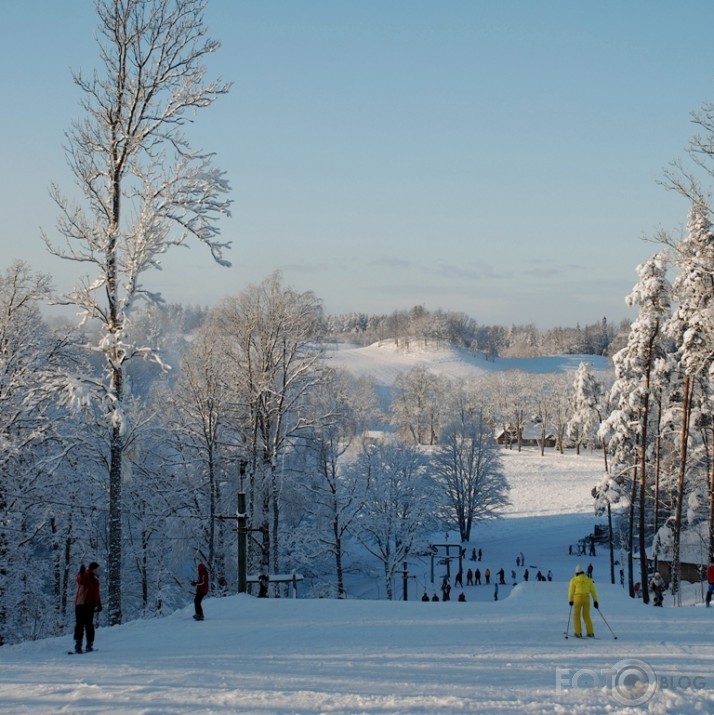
[1,1,712,329]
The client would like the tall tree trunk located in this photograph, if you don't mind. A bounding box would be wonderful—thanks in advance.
[333,513,345,598]
[108,422,123,625]
[671,376,692,599]
[607,502,615,585]
[638,322,657,604]
[208,445,217,586]
[627,462,638,599]
[271,461,281,580]
[709,422,714,563]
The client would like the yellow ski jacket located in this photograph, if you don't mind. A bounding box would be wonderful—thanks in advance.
[568,573,598,601]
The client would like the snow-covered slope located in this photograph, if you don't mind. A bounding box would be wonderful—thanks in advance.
[324,340,611,388]
[2,448,713,714]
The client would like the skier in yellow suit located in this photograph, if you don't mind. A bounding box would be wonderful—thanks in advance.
[568,564,599,638]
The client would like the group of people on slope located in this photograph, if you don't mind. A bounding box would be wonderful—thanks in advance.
[72,561,209,652]
[72,558,714,651]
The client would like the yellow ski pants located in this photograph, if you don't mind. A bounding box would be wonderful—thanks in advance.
[573,595,594,637]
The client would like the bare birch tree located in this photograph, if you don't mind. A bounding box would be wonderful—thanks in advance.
[43,0,231,624]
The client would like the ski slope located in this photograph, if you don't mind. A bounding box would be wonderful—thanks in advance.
[2,449,713,714]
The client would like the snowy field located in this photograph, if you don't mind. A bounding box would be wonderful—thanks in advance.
[2,448,714,714]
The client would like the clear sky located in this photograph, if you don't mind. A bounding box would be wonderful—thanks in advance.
[2,1,713,329]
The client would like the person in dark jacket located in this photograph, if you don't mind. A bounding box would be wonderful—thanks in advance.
[706,563,714,607]
[74,562,102,653]
[192,563,209,620]
[258,573,269,598]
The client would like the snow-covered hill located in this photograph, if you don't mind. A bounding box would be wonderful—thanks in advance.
[324,340,611,388]
[2,448,713,714]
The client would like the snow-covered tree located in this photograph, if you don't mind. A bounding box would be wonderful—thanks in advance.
[355,441,440,599]
[43,0,232,624]
[0,262,89,644]
[492,372,531,451]
[391,365,447,445]
[165,323,236,591]
[431,387,509,541]
[600,252,671,601]
[663,202,714,594]
[295,369,376,597]
[591,471,629,584]
[211,274,325,578]
[567,361,604,455]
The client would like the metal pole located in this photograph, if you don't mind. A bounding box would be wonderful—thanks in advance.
[237,492,247,593]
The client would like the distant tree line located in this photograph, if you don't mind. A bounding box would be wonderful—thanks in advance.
[325,307,629,358]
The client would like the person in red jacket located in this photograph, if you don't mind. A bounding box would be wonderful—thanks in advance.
[706,563,714,607]
[73,562,102,653]
[192,563,209,620]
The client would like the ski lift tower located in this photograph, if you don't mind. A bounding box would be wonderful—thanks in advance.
[429,542,463,584]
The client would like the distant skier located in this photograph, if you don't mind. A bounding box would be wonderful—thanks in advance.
[498,568,505,585]
[441,576,451,601]
[258,573,269,598]
[192,563,209,620]
[421,592,430,602]
[649,572,666,607]
[568,564,598,638]
[706,563,714,607]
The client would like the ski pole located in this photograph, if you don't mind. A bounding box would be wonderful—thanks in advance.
[564,603,573,639]
[595,605,618,639]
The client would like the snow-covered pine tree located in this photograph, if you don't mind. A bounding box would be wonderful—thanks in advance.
[568,361,604,456]
[663,202,714,595]
[600,252,671,603]
[592,470,629,585]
